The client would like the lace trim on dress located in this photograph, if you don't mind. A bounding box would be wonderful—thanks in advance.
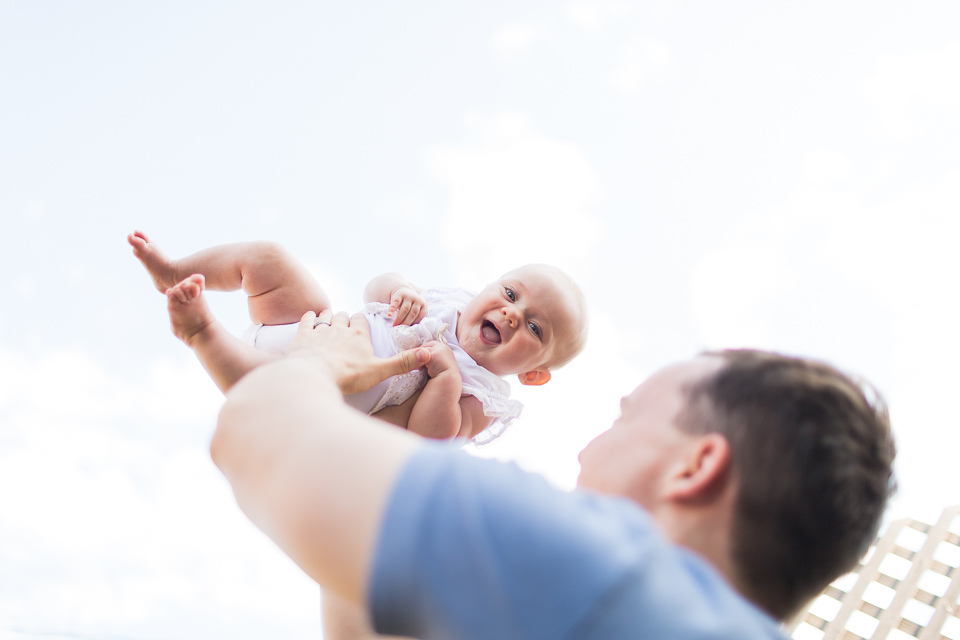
[366,302,449,415]
[460,381,523,447]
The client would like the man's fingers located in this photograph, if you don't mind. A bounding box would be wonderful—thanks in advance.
[316,309,333,325]
[385,347,431,378]
[330,311,350,327]
[349,313,372,336]
[297,310,317,335]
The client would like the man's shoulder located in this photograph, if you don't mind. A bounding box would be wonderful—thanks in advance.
[376,446,786,639]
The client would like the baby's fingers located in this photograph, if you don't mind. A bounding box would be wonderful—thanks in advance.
[413,304,428,325]
[392,299,418,326]
[397,302,424,326]
[393,298,411,325]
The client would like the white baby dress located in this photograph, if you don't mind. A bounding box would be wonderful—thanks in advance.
[241,288,522,445]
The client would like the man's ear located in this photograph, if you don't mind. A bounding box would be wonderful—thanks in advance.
[518,369,551,386]
[665,434,732,502]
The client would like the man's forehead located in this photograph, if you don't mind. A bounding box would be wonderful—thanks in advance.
[627,356,724,404]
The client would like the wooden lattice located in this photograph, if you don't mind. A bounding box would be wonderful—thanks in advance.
[784,505,960,640]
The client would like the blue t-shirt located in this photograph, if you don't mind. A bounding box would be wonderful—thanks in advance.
[370,445,786,640]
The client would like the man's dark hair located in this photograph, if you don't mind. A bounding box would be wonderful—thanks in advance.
[677,350,897,620]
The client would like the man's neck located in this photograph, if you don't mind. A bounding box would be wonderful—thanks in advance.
[652,499,746,609]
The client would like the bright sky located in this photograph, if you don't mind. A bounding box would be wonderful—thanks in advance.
[2,2,959,638]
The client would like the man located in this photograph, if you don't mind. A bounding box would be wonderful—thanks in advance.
[210,310,896,639]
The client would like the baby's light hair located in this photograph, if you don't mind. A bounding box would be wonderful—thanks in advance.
[546,272,588,369]
[501,263,588,371]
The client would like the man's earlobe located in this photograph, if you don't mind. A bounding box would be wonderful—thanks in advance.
[667,434,732,502]
[518,370,551,386]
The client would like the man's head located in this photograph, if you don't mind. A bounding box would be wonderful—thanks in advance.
[577,350,896,620]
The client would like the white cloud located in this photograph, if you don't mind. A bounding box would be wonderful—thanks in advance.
[303,260,356,312]
[817,168,960,521]
[16,277,32,296]
[0,345,319,638]
[564,0,629,32]
[609,37,672,94]
[820,167,960,304]
[686,155,960,524]
[376,192,428,224]
[490,23,540,61]
[690,226,796,350]
[800,148,855,185]
[427,112,603,288]
[0,346,219,427]
[859,42,960,141]
[258,205,281,224]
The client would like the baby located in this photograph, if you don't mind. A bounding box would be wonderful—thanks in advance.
[128,231,587,444]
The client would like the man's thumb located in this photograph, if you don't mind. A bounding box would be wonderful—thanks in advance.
[392,347,431,376]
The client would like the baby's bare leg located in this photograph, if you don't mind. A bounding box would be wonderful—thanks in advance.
[167,274,281,393]
[129,231,332,325]
[128,230,181,292]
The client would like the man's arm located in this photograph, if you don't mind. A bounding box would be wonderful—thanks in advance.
[210,311,427,604]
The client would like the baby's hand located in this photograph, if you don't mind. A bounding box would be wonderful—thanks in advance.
[388,287,427,326]
[419,340,459,379]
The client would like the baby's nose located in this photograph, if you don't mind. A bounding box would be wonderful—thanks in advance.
[501,306,519,327]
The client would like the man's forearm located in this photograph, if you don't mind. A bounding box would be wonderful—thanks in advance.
[211,356,339,478]
[211,356,421,603]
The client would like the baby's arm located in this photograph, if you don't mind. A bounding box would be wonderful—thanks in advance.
[407,341,493,440]
[363,273,427,326]
[406,341,462,439]
[455,395,493,441]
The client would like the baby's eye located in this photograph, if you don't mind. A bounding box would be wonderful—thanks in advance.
[505,287,516,301]
[529,321,542,339]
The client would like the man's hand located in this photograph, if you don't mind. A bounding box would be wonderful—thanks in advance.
[387,287,427,326]
[289,309,431,395]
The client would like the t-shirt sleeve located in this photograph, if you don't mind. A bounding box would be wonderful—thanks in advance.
[369,446,785,640]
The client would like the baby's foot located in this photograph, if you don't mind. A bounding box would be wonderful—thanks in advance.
[166,274,216,345]
[128,230,179,293]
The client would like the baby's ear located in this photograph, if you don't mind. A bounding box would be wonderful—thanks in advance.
[518,369,551,386]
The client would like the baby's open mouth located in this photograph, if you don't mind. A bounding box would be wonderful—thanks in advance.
[481,319,502,344]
